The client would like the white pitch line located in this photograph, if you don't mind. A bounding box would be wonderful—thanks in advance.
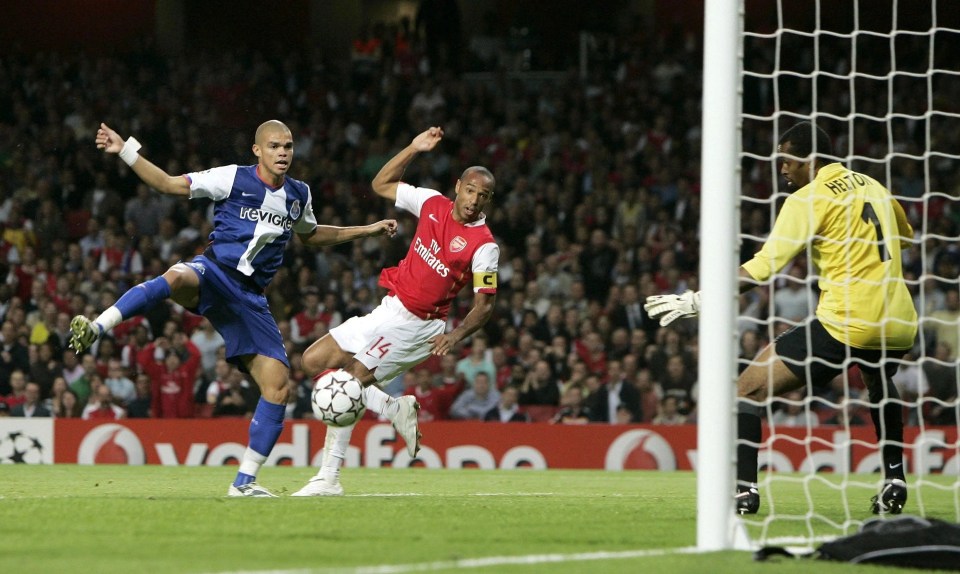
[344,492,560,498]
[216,547,703,574]
[341,492,644,498]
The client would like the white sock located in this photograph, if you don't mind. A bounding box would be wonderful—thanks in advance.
[94,306,123,332]
[238,447,267,478]
[316,425,336,478]
[363,385,399,419]
[319,423,354,482]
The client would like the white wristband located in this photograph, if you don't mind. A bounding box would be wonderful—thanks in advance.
[118,137,142,166]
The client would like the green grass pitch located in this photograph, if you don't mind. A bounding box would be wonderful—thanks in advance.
[1,465,957,573]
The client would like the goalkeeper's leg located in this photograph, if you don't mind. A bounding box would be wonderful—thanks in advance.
[863,369,908,514]
[863,371,906,481]
[736,343,804,515]
[736,401,762,514]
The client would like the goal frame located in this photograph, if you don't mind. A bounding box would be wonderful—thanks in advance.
[696,0,743,551]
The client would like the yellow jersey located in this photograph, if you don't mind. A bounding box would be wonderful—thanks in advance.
[742,163,918,349]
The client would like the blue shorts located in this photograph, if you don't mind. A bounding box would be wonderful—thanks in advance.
[183,255,288,369]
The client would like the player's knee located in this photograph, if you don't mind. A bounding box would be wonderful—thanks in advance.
[253,371,290,404]
[262,384,289,405]
[163,265,193,291]
[737,379,768,402]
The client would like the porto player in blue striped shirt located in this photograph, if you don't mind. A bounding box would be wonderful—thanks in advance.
[71,120,397,496]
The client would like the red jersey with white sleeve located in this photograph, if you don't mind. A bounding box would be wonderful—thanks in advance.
[379,183,499,320]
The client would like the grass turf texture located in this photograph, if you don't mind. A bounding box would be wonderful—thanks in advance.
[1,466,957,574]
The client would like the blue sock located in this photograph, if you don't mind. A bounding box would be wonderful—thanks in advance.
[114,276,171,319]
[233,472,257,487]
[249,398,286,454]
[233,399,286,486]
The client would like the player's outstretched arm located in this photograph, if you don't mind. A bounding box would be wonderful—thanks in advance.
[429,292,495,356]
[97,123,190,196]
[298,219,397,247]
[371,126,444,202]
[644,290,701,327]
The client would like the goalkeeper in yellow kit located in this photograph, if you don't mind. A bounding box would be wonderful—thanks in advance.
[645,122,918,515]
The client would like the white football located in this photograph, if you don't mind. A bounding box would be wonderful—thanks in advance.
[311,369,367,427]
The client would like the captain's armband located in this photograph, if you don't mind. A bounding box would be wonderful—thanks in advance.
[473,271,497,290]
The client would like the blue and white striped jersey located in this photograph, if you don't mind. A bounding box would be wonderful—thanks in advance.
[186,165,318,289]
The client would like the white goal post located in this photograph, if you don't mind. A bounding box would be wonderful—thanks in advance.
[697,0,960,551]
[696,0,742,552]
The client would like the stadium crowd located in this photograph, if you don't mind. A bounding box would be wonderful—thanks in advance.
[1,14,958,428]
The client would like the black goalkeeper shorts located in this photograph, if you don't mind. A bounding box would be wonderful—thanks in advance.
[774,319,907,387]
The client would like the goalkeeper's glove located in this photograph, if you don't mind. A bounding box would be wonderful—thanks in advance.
[643,290,702,327]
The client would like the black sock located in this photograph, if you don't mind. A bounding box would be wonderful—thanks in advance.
[737,408,762,489]
[868,377,905,481]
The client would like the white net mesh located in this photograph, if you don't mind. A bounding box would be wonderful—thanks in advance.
[737,0,960,547]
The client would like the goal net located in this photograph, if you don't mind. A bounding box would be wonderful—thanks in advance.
[701,0,960,550]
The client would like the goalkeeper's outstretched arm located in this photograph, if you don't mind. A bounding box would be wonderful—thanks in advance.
[738,267,760,294]
[643,268,760,327]
[644,290,701,327]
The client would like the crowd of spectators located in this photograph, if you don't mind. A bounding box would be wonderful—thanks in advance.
[1,13,958,428]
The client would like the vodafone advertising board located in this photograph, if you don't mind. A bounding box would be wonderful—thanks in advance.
[0,420,943,474]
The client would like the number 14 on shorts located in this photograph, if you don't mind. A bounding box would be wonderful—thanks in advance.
[365,336,392,359]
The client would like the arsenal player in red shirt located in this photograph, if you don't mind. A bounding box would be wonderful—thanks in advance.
[296,126,499,496]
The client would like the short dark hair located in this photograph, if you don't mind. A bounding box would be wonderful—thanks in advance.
[778,121,833,163]
[461,166,496,190]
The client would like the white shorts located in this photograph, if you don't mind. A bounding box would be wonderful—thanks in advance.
[329,295,446,383]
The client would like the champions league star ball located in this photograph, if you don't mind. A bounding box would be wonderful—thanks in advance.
[311,369,367,427]
[0,431,46,464]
